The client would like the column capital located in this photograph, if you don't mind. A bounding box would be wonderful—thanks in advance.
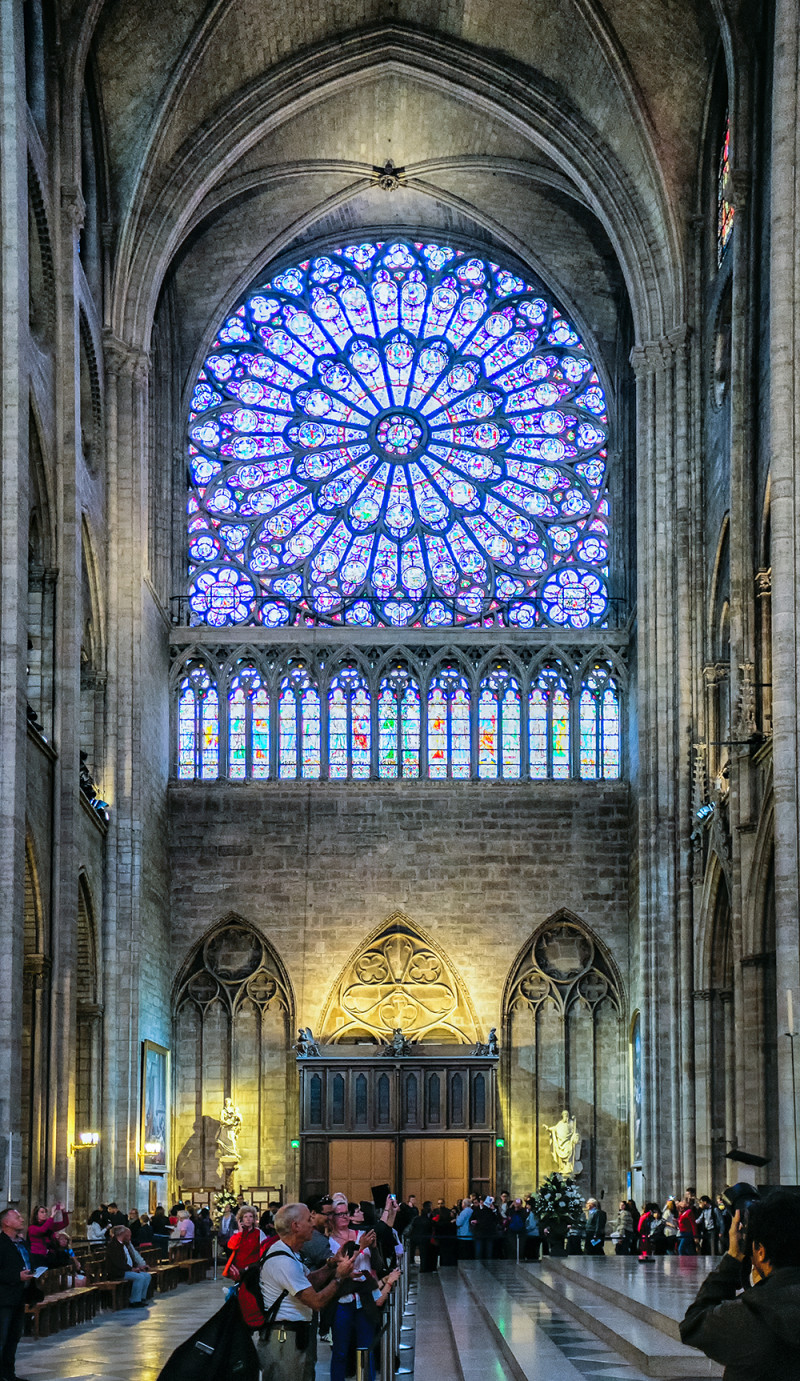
[630,325,691,377]
[61,183,86,232]
[755,567,772,597]
[103,334,149,380]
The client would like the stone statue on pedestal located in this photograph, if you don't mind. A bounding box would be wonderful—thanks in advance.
[384,1028,413,1056]
[546,1108,582,1176]
[216,1097,243,1162]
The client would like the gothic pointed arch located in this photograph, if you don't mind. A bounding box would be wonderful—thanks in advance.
[173,915,295,1190]
[318,912,481,1045]
[502,910,626,1195]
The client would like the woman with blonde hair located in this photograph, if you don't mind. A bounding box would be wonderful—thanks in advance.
[223,1205,267,1281]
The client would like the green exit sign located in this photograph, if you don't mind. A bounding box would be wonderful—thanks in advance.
[290,1139,300,1150]
[495,1138,505,1148]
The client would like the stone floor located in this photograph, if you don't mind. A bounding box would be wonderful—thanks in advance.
[13,1257,723,1381]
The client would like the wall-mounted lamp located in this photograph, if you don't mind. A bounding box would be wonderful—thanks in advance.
[72,1131,100,1151]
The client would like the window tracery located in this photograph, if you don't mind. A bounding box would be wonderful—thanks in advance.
[529,663,571,779]
[378,665,421,778]
[186,240,612,630]
[228,663,269,779]
[579,663,620,779]
[178,664,219,779]
[718,114,734,264]
[173,649,623,781]
[478,665,522,778]
[428,665,471,779]
[278,665,320,779]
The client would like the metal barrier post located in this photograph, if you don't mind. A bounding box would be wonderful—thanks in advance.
[355,1347,371,1381]
[381,1294,395,1381]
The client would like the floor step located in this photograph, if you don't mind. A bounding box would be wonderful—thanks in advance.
[497,1262,721,1378]
[439,1266,587,1380]
[539,1256,705,1341]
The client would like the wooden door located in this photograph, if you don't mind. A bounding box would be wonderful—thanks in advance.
[402,1138,469,1205]
[328,1139,396,1203]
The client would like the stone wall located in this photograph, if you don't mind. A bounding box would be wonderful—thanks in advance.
[169,779,630,1194]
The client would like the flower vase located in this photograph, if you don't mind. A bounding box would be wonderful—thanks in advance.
[547,1230,568,1257]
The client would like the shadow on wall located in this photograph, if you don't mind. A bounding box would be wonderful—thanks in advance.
[175,1115,222,1188]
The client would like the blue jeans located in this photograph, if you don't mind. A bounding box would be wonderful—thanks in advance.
[677,1234,696,1256]
[331,1301,374,1381]
[125,1270,152,1302]
[473,1238,494,1260]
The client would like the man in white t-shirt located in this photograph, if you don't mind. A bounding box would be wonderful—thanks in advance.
[258,1203,355,1380]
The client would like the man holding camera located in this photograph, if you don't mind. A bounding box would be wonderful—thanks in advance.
[680,1189,800,1379]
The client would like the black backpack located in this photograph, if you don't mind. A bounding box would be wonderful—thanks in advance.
[156,1294,259,1381]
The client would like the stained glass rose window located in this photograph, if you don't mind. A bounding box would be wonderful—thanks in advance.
[186,240,611,628]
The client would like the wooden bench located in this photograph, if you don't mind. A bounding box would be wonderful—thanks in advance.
[84,1260,133,1311]
[173,1256,210,1285]
[25,1269,102,1339]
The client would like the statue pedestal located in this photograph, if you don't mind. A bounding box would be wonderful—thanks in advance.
[219,1155,239,1193]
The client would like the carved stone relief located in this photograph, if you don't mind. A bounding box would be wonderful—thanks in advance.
[319,914,480,1043]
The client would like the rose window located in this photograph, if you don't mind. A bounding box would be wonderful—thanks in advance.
[186,239,611,628]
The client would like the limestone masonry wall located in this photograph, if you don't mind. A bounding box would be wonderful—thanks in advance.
[169,780,631,1027]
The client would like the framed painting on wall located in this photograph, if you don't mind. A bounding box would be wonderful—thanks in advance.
[140,1040,169,1174]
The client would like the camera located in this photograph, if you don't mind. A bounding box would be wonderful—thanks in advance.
[722,1182,761,1221]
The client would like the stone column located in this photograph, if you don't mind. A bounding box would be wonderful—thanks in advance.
[102,337,150,1204]
[769,0,800,1182]
[0,0,33,1205]
[631,328,697,1194]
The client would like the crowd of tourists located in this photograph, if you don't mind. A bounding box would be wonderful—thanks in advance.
[395,1186,733,1266]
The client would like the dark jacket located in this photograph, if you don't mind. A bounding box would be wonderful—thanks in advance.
[0,1233,27,1309]
[157,1294,259,1381]
[586,1208,607,1240]
[680,1254,800,1380]
[106,1237,138,1280]
[470,1206,499,1240]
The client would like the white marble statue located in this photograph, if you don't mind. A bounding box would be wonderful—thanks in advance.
[216,1096,243,1161]
[546,1108,582,1176]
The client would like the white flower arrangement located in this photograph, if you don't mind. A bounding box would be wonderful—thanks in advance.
[214,1188,239,1218]
[532,1172,585,1231]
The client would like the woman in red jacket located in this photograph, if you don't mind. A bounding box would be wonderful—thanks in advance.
[677,1198,699,1256]
[28,1202,69,1265]
[223,1206,268,1281]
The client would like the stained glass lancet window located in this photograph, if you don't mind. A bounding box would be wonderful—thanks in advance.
[378,665,421,778]
[718,115,734,265]
[178,665,219,779]
[579,665,621,779]
[428,666,471,779]
[328,665,370,779]
[228,664,269,778]
[529,664,570,779]
[478,666,522,778]
[186,240,612,629]
[278,665,321,779]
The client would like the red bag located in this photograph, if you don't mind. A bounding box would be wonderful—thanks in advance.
[237,1278,265,1329]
